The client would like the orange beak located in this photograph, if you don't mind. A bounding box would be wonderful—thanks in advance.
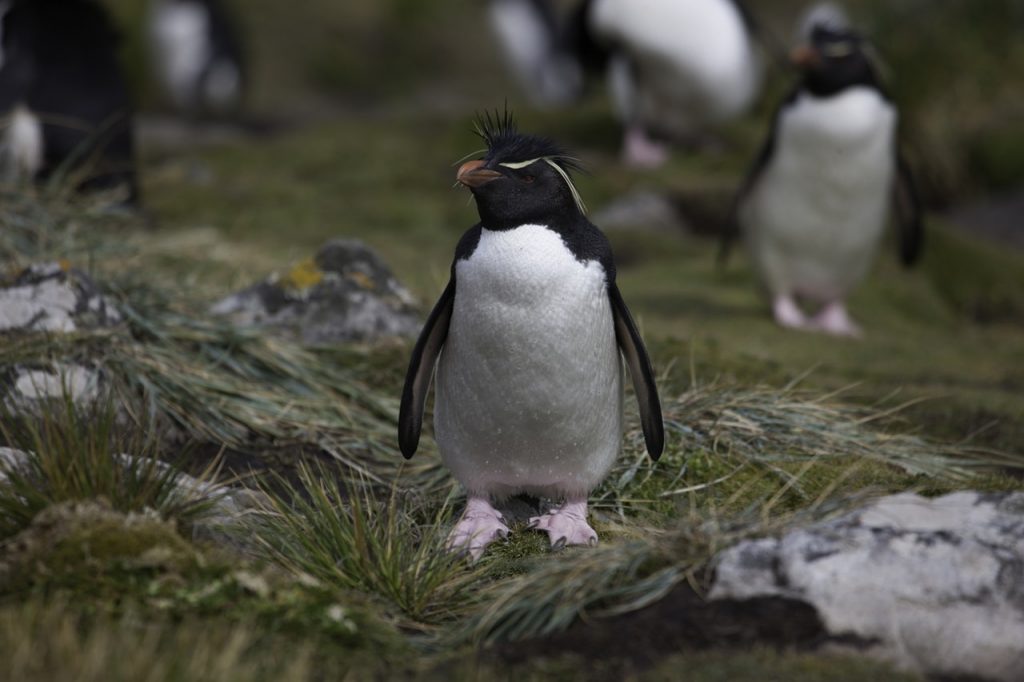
[790,45,821,68]
[457,159,503,188]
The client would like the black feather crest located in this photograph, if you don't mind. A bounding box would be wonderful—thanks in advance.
[472,109,583,175]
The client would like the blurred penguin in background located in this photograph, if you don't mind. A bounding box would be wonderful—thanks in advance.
[148,0,245,118]
[486,0,763,167]
[0,0,138,202]
[724,3,924,337]
[588,0,763,167]
[487,0,587,107]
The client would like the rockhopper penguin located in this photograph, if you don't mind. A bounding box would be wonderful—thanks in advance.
[724,9,923,336]
[399,113,664,559]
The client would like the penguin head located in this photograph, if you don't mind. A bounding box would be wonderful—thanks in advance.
[792,24,880,97]
[456,111,584,230]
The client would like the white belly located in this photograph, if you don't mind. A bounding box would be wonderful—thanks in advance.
[741,88,897,301]
[593,0,760,132]
[435,225,623,500]
[0,105,44,181]
[149,1,210,109]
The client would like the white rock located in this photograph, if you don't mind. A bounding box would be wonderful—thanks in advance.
[0,262,120,333]
[711,491,1024,681]
[12,365,101,403]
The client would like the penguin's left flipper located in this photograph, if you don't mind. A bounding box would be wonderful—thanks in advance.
[609,282,664,461]
[894,151,924,267]
[398,279,455,459]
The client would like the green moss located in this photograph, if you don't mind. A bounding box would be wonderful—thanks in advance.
[0,500,198,594]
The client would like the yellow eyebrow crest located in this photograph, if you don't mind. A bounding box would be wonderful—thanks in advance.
[498,158,542,170]
[496,156,587,215]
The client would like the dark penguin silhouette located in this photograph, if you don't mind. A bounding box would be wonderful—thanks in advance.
[399,112,663,559]
[148,0,245,118]
[723,5,923,337]
[0,0,138,201]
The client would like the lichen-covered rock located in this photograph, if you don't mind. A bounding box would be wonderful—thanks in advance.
[0,262,120,333]
[710,491,1024,682]
[210,239,421,344]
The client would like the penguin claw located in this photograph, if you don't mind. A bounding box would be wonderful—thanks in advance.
[446,498,509,561]
[527,500,599,550]
[811,302,863,338]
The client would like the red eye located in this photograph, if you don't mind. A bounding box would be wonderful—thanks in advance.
[523,175,535,183]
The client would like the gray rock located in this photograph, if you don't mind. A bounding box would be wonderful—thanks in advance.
[710,491,1024,681]
[211,239,421,344]
[591,190,690,233]
[6,364,102,405]
[0,262,120,333]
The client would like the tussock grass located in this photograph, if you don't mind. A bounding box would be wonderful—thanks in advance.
[250,463,479,627]
[0,188,134,268]
[0,397,217,540]
[598,380,1021,521]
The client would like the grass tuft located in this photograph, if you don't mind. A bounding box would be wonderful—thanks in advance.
[250,463,479,627]
[0,396,217,540]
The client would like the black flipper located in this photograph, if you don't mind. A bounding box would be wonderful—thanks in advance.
[398,279,455,459]
[718,89,797,267]
[608,282,664,461]
[894,150,924,267]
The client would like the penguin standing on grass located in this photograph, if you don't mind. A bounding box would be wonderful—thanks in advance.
[399,113,664,559]
[724,7,923,336]
[0,0,138,201]
[148,0,245,118]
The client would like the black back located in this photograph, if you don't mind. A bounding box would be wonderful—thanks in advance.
[0,0,137,200]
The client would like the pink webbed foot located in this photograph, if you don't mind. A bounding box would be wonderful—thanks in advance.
[528,498,598,550]
[811,301,862,338]
[446,497,509,561]
[623,126,670,169]
[772,295,810,331]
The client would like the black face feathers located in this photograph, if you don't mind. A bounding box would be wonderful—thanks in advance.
[463,111,588,225]
[800,25,882,97]
[473,110,583,176]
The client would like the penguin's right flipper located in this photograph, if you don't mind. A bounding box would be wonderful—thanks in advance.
[894,150,924,266]
[398,279,455,459]
[718,90,795,267]
[609,283,664,461]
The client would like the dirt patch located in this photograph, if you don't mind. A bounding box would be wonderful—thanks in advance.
[491,583,832,679]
